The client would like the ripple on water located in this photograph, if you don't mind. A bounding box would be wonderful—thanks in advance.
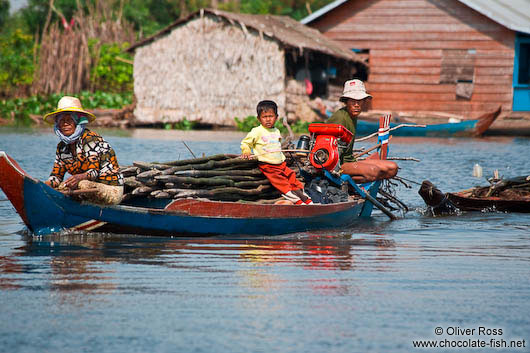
[1,130,530,352]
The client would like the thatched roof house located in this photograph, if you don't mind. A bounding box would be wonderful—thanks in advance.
[127,8,367,126]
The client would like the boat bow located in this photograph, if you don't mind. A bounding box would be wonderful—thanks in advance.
[0,151,34,225]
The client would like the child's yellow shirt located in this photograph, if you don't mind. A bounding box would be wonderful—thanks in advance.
[240,125,285,165]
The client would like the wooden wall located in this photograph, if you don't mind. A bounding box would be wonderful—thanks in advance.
[308,0,515,118]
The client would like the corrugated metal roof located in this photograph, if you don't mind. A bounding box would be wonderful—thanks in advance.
[457,0,530,34]
[300,0,530,34]
[301,0,348,25]
[127,8,366,65]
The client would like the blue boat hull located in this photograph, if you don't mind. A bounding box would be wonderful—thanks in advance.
[22,178,368,236]
[356,119,479,137]
[0,152,373,236]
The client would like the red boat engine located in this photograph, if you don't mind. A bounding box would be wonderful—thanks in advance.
[307,123,353,171]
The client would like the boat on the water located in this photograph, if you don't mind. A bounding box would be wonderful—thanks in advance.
[0,151,383,236]
[0,117,395,236]
[356,106,501,138]
[418,178,530,214]
[446,191,530,213]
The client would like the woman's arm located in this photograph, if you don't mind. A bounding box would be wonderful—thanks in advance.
[47,147,67,188]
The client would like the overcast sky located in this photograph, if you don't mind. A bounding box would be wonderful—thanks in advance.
[9,0,28,13]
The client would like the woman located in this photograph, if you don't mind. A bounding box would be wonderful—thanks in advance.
[327,79,398,183]
[43,96,124,205]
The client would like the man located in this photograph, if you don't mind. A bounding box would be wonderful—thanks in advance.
[327,79,398,183]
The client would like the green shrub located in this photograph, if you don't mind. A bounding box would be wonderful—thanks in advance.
[0,29,35,95]
[0,91,133,126]
[164,118,197,131]
[234,115,259,132]
[234,115,310,134]
[78,91,133,109]
[89,41,133,93]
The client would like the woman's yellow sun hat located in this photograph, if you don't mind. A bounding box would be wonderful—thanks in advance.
[43,96,96,125]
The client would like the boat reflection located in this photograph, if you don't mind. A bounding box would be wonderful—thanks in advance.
[0,231,396,300]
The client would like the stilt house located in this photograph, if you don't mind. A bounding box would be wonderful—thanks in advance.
[302,0,530,119]
[127,9,368,126]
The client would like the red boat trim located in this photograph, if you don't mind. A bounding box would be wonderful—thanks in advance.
[0,152,30,225]
[164,198,362,218]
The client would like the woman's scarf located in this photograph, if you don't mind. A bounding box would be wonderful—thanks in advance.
[54,113,89,145]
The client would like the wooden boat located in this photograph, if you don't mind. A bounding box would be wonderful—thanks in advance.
[1,116,396,236]
[0,151,385,236]
[356,106,501,138]
[446,191,530,213]
[418,179,530,214]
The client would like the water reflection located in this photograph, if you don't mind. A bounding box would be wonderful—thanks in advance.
[0,255,23,290]
[0,232,397,300]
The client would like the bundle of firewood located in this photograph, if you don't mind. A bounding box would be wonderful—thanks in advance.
[471,175,530,199]
[120,154,282,202]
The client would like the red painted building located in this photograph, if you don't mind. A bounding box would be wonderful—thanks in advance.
[302,0,530,119]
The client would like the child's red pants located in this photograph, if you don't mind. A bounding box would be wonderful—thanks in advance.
[258,162,303,194]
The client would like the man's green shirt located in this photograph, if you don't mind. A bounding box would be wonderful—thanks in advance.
[327,107,357,163]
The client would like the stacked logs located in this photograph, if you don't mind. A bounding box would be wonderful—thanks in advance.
[121,154,282,202]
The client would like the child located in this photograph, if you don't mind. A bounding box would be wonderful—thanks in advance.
[241,100,312,205]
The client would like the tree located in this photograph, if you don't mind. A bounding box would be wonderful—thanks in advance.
[0,0,9,30]
[220,0,334,20]
[21,0,80,36]
[0,29,35,96]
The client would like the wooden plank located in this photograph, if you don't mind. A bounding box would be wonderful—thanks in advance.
[331,23,505,33]
[370,49,443,58]
[367,83,512,94]
[344,16,483,25]
[371,66,442,75]
[367,83,456,93]
[370,73,513,85]
[465,93,513,102]
[372,92,458,101]
[471,84,514,94]
[474,50,514,59]
[350,13,497,25]
[440,71,474,84]
[475,67,514,75]
[475,58,514,67]
[373,91,513,102]
[369,74,446,84]
[370,57,440,67]
[474,75,514,84]
[368,0,446,9]
[348,8,454,17]
[341,8,507,24]
[440,50,475,83]
[333,40,512,50]
[371,100,510,112]
[325,31,512,43]
[370,54,513,68]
